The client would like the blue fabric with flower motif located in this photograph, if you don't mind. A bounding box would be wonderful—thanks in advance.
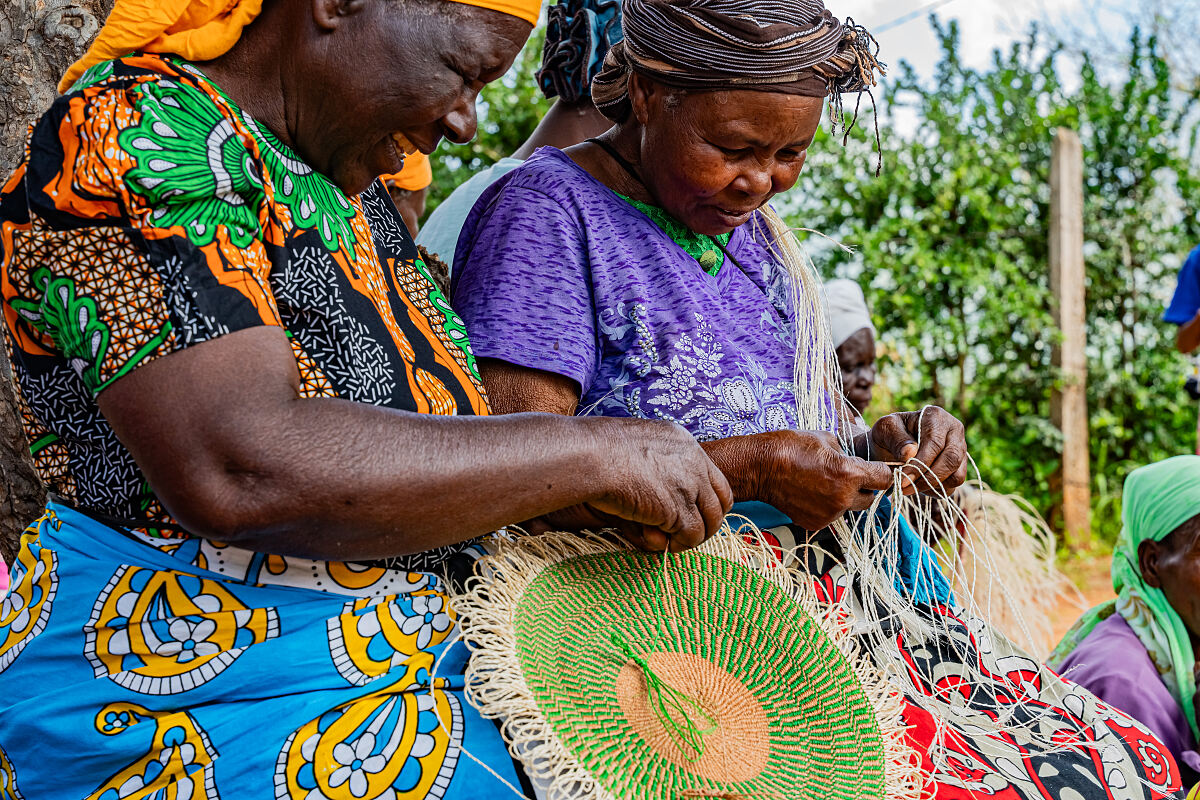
[0,502,521,800]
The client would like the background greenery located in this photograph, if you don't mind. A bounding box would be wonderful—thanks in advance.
[428,20,1200,544]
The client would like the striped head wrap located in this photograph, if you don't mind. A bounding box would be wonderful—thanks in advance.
[591,0,884,162]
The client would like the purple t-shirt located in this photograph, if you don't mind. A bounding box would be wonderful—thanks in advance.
[451,147,801,440]
[1058,613,1200,778]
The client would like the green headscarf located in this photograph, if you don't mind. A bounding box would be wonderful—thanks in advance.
[1048,455,1200,740]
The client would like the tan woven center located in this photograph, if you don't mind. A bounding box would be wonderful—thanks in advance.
[615,652,769,782]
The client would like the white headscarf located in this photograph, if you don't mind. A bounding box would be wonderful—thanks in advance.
[823,278,875,349]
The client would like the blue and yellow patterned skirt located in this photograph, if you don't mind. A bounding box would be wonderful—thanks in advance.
[0,502,523,799]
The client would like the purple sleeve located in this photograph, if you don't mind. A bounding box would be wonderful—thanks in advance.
[1059,619,1196,763]
[451,186,598,396]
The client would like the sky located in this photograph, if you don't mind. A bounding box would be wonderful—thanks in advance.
[837,0,1090,81]
[822,0,1145,134]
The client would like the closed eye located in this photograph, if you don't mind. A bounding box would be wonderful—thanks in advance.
[445,55,484,91]
[778,146,811,161]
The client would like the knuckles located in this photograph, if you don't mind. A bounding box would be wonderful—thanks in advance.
[814,431,842,449]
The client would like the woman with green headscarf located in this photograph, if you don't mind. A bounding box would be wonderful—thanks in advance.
[1050,455,1200,784]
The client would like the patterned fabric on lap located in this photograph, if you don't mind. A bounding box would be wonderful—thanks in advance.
[0,503,520,799]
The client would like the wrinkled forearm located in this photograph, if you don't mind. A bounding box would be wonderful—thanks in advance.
[168,402,624,560]
[700,436,768,502]
[97,330,627,561]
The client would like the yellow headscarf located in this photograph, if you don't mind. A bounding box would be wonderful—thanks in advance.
[60,0,541,94]
[444,0,539,26]
[59,0,263,92]
[381,152,433,192]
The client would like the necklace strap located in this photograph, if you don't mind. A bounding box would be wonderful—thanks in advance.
[586,137,646,188]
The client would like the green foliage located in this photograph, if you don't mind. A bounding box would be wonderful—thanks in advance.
[791,20,1200,541]
[426,29,550,214]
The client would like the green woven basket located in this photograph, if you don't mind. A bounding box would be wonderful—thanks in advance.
[507,545,889,800]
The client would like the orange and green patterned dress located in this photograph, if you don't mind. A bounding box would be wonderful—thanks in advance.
[0,53,530,800]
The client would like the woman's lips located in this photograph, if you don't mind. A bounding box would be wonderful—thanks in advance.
[380,135,406,175]
[382,132,426,176]
[713,206,755,225]
[391,132,418,155]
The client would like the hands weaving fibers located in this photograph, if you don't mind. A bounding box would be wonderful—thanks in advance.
[0,0,1188,795]
[448,0,1188,795]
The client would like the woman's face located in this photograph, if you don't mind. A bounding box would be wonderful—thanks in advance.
[631,81,825,236]
[1140,514,1200,642]
[836,327,876,415]
[288,1,531,195]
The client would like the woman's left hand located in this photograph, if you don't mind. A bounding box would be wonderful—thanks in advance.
[855,406,968,494]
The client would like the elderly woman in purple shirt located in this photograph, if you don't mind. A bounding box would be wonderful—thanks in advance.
[1051,456,1200,787]
[449,0,1186,794]
[452,3,970,535]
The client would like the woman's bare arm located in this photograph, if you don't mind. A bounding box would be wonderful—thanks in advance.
[97,328,731,560]
[479,358,896,530]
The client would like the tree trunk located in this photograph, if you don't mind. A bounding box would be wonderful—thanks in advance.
[0,0,114,564]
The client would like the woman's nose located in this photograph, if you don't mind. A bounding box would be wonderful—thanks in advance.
[440,93,479,145]
[732,165,773,197]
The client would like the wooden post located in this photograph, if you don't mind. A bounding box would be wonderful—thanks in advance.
[1049,128,1091,550]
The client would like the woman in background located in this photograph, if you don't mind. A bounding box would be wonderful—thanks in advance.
[1051,455,1200,786]
[824,277,877,424]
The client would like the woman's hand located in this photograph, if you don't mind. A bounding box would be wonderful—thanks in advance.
[582,418,733,553]
[703,430,895,531]
[478,360,732,551]
[856,406,968,494]
[522,419,733,553]
[96,329,732,561]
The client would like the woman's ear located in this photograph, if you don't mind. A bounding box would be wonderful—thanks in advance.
[1139,539,1165,589]
[312,0,368,32]
[627,71,659,127]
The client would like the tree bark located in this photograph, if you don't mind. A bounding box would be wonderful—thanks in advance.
[0,0,114,564]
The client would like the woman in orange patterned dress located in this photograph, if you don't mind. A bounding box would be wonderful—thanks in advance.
[0,0,732,796]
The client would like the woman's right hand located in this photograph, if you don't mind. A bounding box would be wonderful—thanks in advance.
[704,429,895,531]
[583,418,734,553]
[478,358,731,554]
